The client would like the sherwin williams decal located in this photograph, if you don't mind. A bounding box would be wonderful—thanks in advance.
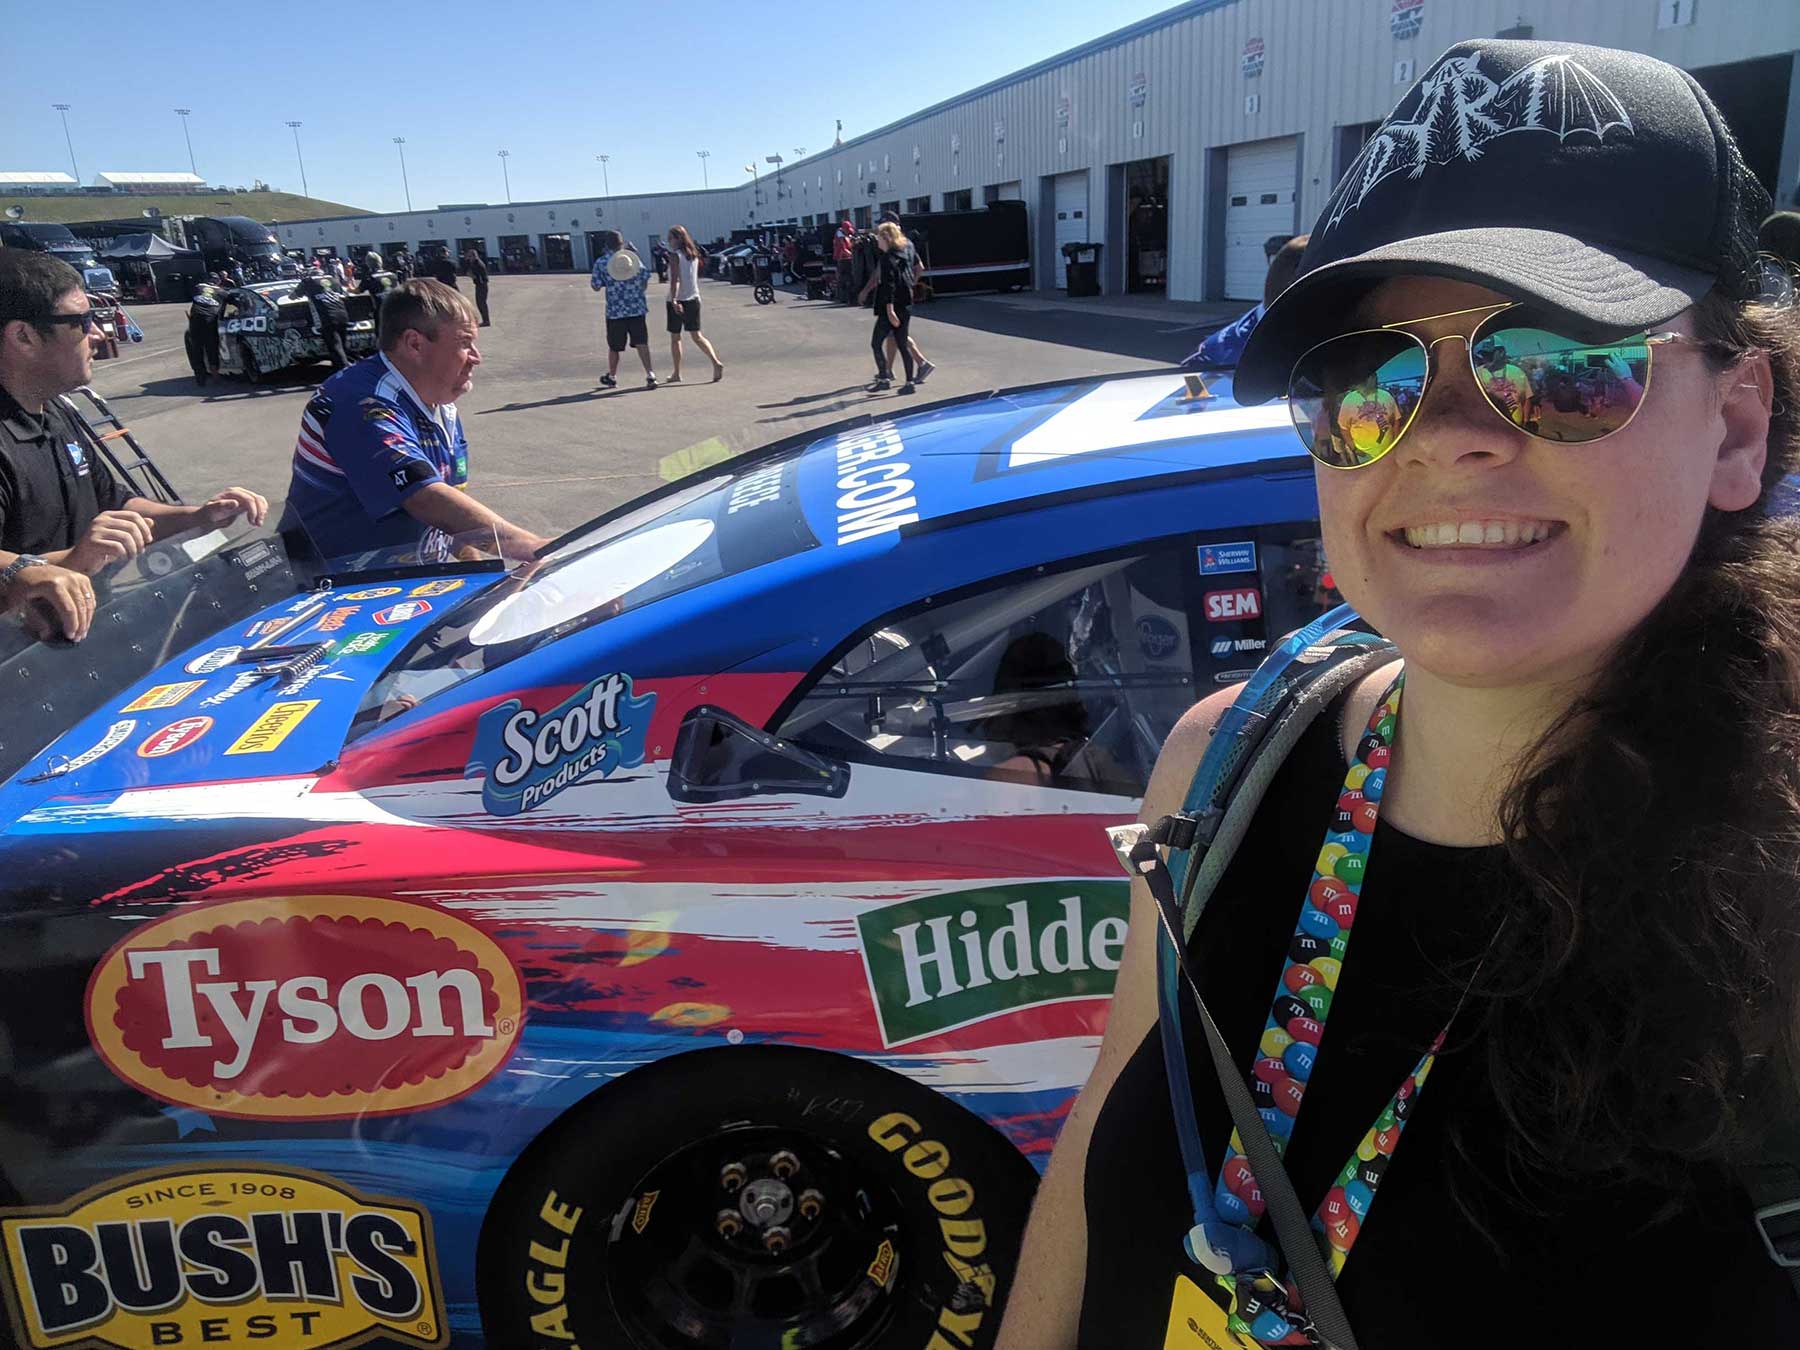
[373,600,432,625]
[856,881,1129,1045]
[136,717,213,759]
[0,1165,447,1349]
[121,681,202,713]
[224,700,318,755]
[85,895,524,1120]
[1199,540,1257,575]
[465,673,655,816]
[337,630,396,657]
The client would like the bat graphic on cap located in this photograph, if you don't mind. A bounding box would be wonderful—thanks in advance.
[1326,54,1634,232]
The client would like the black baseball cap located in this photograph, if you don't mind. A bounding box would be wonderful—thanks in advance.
[1233,38,1769,403]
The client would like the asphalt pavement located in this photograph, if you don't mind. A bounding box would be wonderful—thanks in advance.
[90,276,1227,541]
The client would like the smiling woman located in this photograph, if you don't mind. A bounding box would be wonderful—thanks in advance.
[999,36,1800,1350]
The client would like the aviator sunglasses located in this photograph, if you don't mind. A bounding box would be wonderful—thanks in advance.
[1287,302,1693,469]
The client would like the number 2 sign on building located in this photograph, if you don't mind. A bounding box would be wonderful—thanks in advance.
[1204,587,1262,621]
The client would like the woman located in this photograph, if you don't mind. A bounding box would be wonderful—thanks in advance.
[998,38,1800,1348]
[663,225,724,383]
[868,221,917,393]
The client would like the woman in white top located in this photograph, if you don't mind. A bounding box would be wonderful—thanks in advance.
[664,225,725,382]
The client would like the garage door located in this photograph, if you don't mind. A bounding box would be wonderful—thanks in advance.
[1224,137,1298,300]
[1052,171,1089,289]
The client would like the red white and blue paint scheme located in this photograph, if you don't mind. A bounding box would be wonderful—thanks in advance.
[0,372,1336,1350]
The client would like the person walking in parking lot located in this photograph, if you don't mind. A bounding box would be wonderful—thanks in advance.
[664,225,724,384]
[868,221,917,394]
[465,248,491,326]
[590,231,656,389]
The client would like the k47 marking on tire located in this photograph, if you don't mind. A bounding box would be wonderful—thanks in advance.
[475,1045,1038,1350]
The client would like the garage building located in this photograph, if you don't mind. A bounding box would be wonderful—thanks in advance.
[284,0,1800,303]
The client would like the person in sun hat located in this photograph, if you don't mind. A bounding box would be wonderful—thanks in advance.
[998,37,1800,1350]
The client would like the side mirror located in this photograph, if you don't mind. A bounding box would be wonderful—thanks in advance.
[668,706,848,804]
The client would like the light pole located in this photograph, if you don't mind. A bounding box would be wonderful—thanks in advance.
[596,154,610,196]
[696,149,709,188]
[285,120,308,197]
[497,149,511,204]
[744,163,760,222]
[174,108,196,176]
[393,137,412,211]
[766,154,784,213]
[51,104,78,182]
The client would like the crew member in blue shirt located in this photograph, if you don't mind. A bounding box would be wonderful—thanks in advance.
[590,231,657,390]
[279,279,547,565]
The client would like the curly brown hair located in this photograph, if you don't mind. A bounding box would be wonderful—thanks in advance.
[1453,277,1800,1216]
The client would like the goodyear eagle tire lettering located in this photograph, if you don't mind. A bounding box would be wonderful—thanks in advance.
[475,1046,1037,1350]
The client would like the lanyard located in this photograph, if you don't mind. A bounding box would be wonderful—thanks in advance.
[1162,674,1463,1348]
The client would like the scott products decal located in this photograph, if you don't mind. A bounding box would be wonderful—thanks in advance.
[857,881,1129,1045]
[465,673,655,816]
[84,895,524,1119]
[0,1165,447,1350]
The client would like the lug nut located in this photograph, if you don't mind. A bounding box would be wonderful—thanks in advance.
[762,1225,792,1254]
[769,1150,800,1180]
[798,1189,824,1221]
[716,1210,743,1238]
[719,1162,748,1194]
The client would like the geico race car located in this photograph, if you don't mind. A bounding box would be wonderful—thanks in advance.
[0,371,1335,1350]
[208,280,378,381]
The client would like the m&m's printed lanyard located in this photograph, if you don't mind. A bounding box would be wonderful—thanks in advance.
[1155,674,1475,1348]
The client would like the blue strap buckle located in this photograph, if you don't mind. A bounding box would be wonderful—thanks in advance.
[1754,1197,1800,1268]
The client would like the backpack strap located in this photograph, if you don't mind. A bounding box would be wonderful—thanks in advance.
[1741,1122,1800,1300]
[1111,606,1397,1350]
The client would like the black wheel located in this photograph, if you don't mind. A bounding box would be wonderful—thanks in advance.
[754,283,775,305]
[475,1045,1037,1350]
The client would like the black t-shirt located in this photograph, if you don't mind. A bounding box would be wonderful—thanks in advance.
[1079,686,1800,1347]
[0,383,127,556]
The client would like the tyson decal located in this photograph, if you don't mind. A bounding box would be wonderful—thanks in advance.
[85,896,523,1120]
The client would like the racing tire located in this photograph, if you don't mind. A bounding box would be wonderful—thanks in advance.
[475,1045,1039,1350]
[754,283,776,305]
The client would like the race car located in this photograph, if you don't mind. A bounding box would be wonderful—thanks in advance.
[0,370,1334,1350]
[198,279,379,382]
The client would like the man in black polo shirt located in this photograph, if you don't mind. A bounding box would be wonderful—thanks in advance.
[0,252,269,589]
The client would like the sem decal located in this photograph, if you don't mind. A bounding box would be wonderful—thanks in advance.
[84,895,524,1120]
[0,1165,447,1350]
[856,881,1130,1045]
[465,673,655,816]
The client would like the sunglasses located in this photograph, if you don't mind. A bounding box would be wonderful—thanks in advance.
[36,310,101,335]
[1288,302,1689,469]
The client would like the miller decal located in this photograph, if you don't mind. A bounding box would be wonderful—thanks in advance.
[464,673,655,816]
[0,1165,448,1350]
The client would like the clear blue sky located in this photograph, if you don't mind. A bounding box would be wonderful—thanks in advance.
[5,0,1178,213]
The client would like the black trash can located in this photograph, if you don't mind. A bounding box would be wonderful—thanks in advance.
[1062,241,1103,296]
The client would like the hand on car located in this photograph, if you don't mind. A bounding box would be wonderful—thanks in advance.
[197,486,269,528]
[64,509,154,574]
[5,563,95,643]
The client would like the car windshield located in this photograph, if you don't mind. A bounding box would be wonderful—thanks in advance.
[349,450,818,736]
[0,519,301,781]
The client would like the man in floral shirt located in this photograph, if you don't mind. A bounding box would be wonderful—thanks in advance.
[589,232,657,389]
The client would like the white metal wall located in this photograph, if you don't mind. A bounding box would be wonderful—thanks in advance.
[284,0,1800,299]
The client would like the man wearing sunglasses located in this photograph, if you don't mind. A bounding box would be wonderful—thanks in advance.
[0,252,268,595]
